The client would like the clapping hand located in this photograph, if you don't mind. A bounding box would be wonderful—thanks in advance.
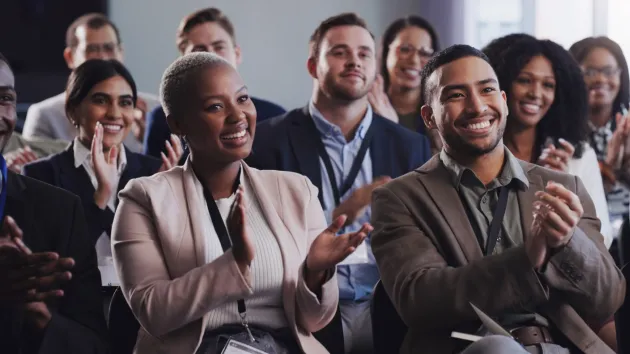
[6,146,38,173]
[537,139,575,172]
[304,215,372,291]
[159,134,184,172]
[527,182,583,269]
[605,111,630,167]
[368,74,399,123]
[227,186,254,274]
[92,123,119,209]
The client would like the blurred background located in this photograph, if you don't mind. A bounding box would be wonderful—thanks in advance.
[1,0,628,119]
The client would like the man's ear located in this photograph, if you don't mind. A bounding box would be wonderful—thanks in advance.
[307,56,318,80]
[420,104,436,130]
[63,47,75,69]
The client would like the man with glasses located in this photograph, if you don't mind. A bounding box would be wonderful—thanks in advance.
[22,13,158,153]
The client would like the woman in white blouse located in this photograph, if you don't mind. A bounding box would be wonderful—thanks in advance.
[482,35,613,247]
[111,53,371,354]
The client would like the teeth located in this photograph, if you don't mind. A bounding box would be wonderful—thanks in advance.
[521,103,540,113]
[403,69,420,76]
[102,124,121,132]
[466,121,491,130]
[221,130,247,140]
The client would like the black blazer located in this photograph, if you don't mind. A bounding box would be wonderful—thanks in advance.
[23,143,162,245]
[247,106,433,202]
[0,171,108,354]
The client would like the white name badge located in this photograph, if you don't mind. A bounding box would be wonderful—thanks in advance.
[339,241,369,265]
[221,339,270,354]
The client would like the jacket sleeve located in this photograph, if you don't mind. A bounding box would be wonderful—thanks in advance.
[28,196,109,353]
[22,104,54,139]
[142,107,170,159]
[111,179,254,338]
[294,177,339,333]
[371,185,550,330]
[538,176,625,330]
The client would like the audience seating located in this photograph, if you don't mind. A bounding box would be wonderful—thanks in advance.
[108,287,139,354]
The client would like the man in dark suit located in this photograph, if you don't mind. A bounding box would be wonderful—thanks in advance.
[143,7,285,159]
[371,45,625,354]
[247,13,431,354]
[0,53,108,353]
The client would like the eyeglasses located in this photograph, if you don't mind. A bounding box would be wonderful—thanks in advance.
[395,44,434,59]
[77,42,121,56]
[582,66,622,78]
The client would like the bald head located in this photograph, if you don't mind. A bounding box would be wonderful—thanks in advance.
[160,52,232,116]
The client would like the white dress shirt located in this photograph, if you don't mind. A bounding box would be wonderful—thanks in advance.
[73,138,127,285]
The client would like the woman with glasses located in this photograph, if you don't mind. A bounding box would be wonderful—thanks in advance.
[370,16,442,153]
[570,37,630,237]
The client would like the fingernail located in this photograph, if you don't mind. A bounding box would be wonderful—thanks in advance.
[558,138,567,143]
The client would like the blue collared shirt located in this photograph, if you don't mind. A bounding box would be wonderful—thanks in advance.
[308,101,379,301]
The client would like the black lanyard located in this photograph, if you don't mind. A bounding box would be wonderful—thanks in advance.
[312,120,375,207]
[201,169,247,317]
[485,186,509,256]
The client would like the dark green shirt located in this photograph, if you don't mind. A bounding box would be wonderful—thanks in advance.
[439,147,529,255]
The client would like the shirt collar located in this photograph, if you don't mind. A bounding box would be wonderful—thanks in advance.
[73,138,127,173]
[308,100,373,140]
[439,146,529,190]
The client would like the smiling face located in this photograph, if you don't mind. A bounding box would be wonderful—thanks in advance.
[508,55,556,128]
[169,63,256,165]
[580,47,621,109]
[311,25,377,101]
[386,26,433,90]
[422,56,508,157]
[0,62,16,152]
[71,75,135,151]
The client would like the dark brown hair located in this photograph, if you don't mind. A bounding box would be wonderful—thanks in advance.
[176,8,236,53]
[380,16,440,91]
[65,13,121,48]
[309,13,373,59]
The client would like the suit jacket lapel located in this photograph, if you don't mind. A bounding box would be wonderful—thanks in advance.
[288,107,323,198]
[57,144,95,205]
[5,172,34,249]
[417,156,484,262]
[518,161,542,243]
[370,118,392,179]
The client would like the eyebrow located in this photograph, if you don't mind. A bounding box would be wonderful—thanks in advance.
[0,86,16,92]
[442,78,498,92]
[328,44,374,53]
[202,85,248,100]
[91,92,134,99]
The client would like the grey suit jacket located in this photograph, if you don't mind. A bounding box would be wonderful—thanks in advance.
[22,92,160,153]
[371,153,625,354]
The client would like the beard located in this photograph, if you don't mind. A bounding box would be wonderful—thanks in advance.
[321,74,372,101]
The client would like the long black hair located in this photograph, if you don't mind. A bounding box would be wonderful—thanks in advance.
[381,15,439,92]
[65,59,138,121]
[569,36,630,117]
[483,35,589,158]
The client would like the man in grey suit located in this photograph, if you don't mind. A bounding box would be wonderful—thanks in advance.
[371,45,625,354]
[22,13,159,153]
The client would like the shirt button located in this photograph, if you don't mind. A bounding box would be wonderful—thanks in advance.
[482,196,488,203]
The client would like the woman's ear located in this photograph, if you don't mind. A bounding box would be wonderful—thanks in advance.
[166,113,182,136]
[67,109,79,128]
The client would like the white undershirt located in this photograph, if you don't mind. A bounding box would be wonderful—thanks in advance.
[196,168,288,330]
[73,138,127,286]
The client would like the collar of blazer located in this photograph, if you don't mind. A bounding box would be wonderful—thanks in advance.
[413,153,543,263]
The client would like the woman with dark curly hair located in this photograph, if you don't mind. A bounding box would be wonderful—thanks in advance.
[483,35,612,247]
[569,36,630,237]
[369,15,442,153]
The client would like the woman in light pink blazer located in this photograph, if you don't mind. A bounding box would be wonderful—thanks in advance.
[111,53,371,354]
